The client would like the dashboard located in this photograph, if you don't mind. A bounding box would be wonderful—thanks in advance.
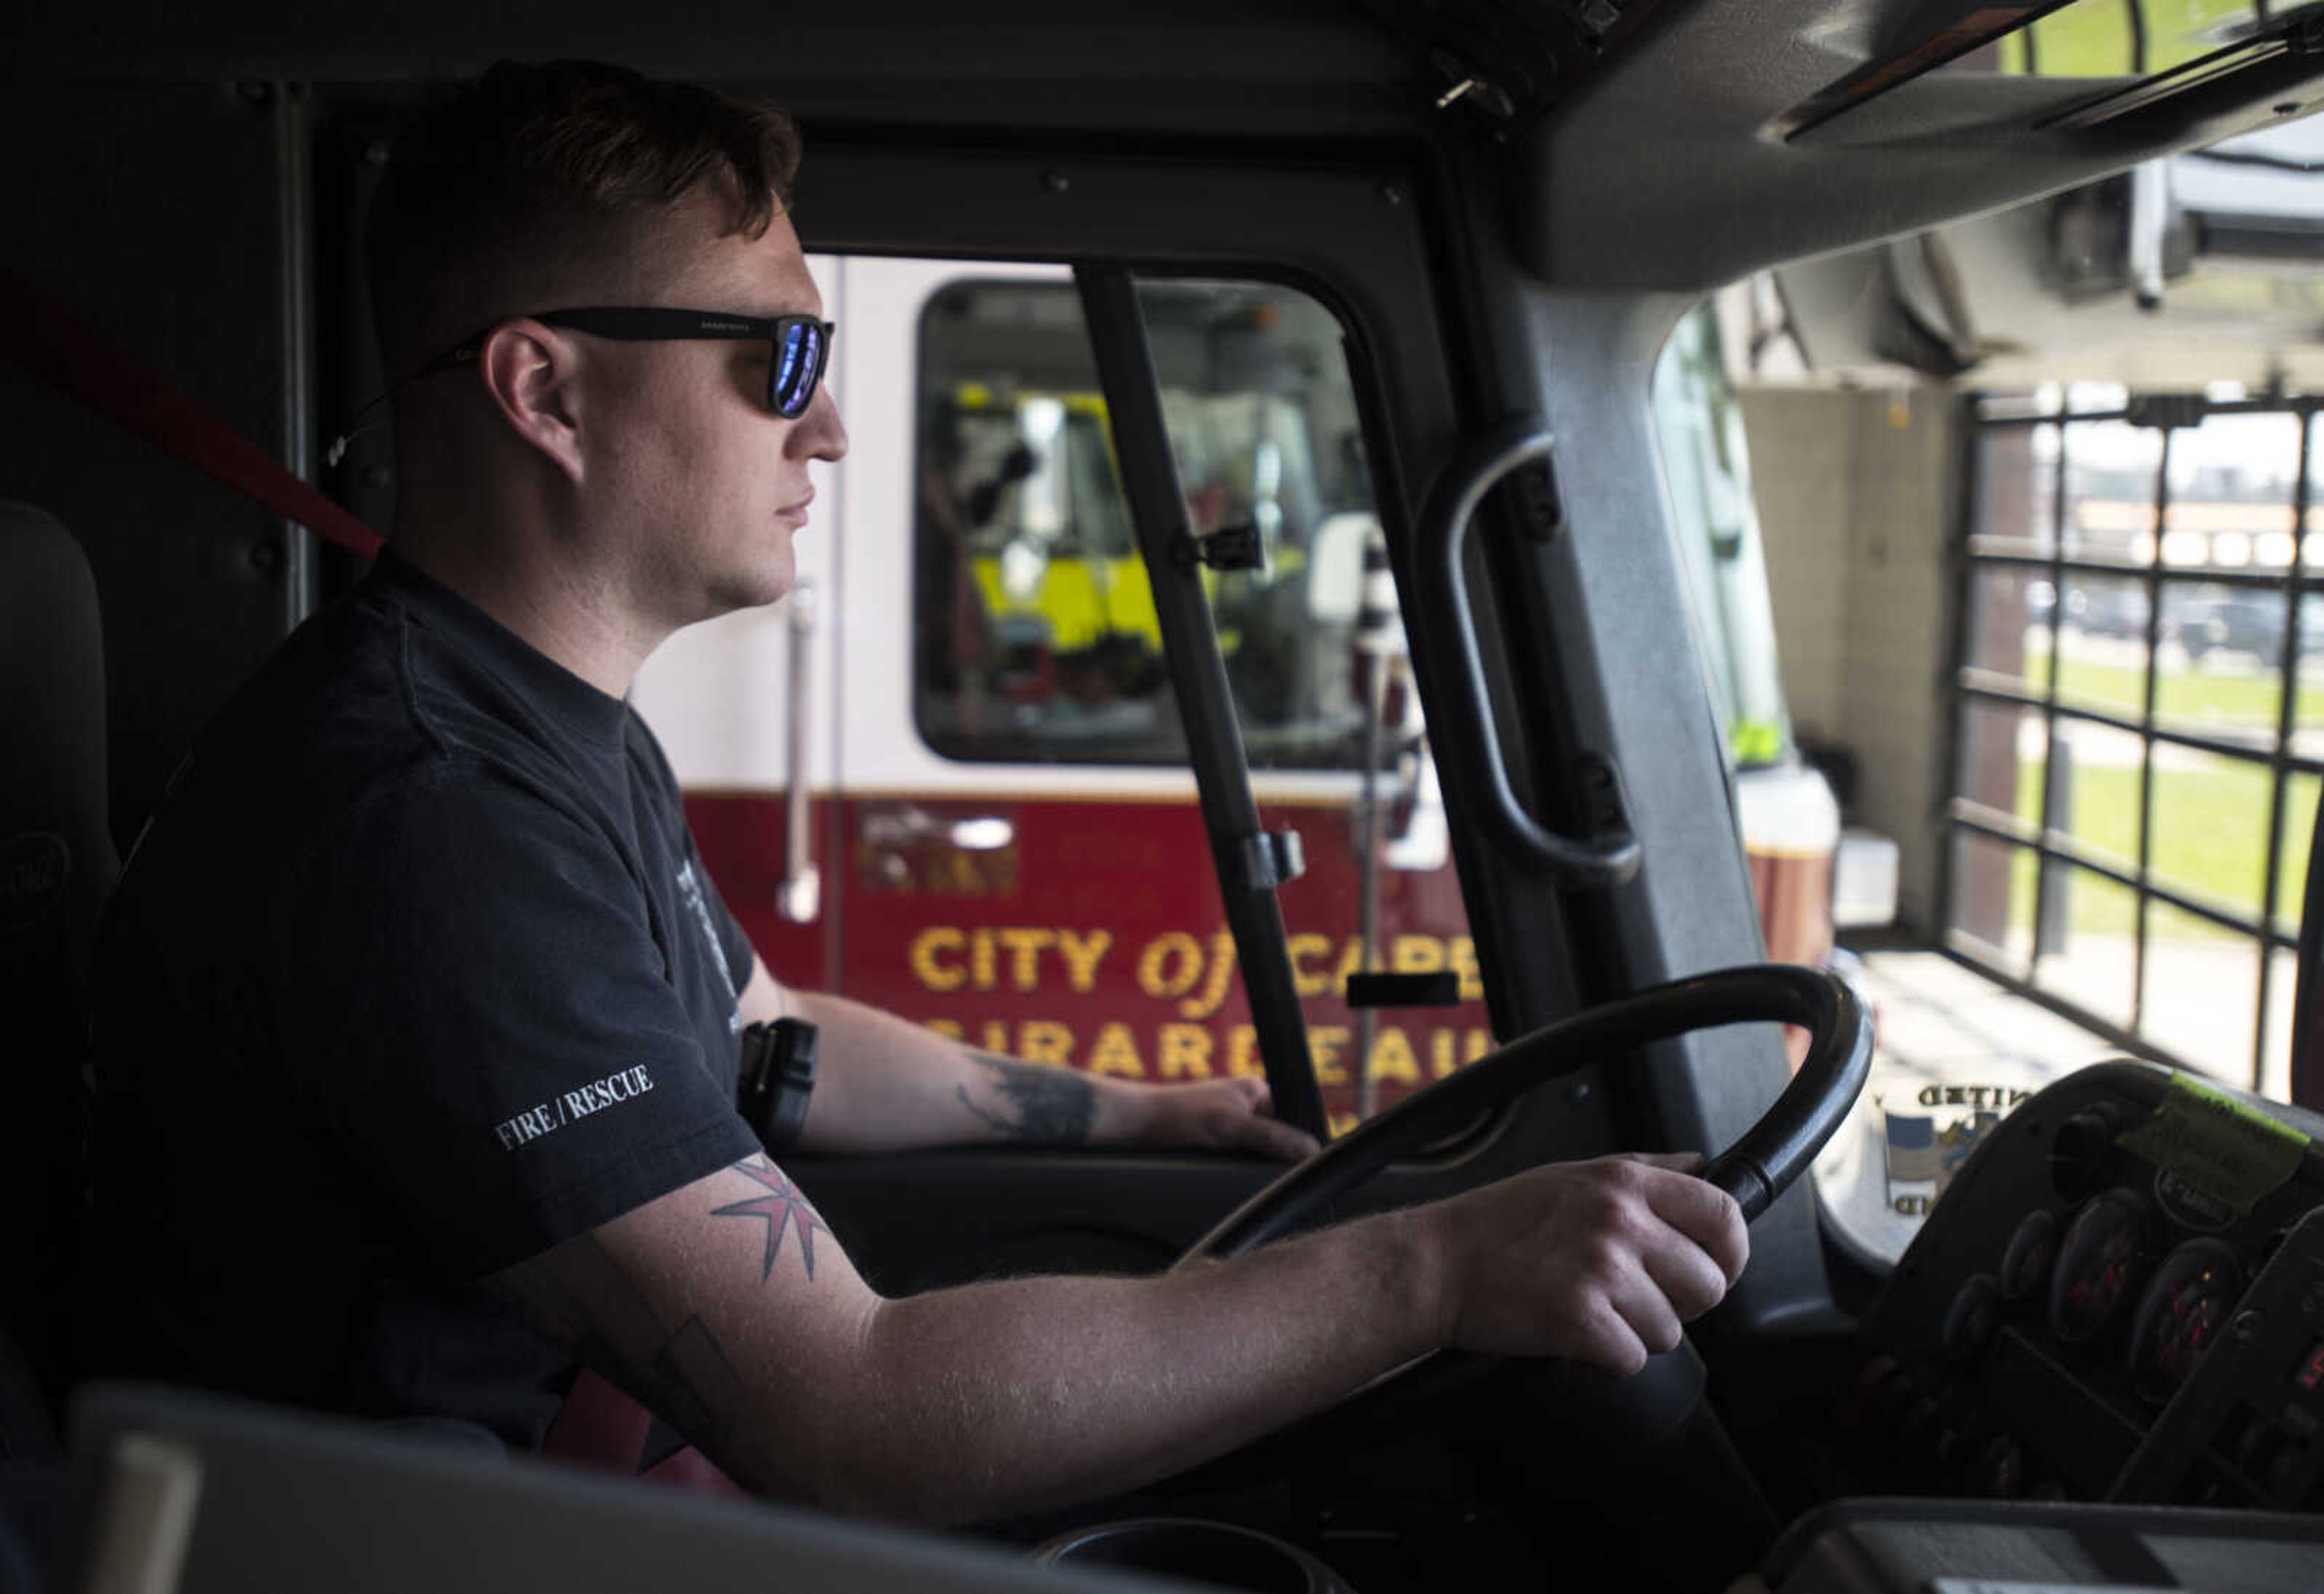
[1837,1060,2324,1510]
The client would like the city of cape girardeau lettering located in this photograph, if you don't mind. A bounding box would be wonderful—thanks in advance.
[904,924,1494,1127]
[907,924,1485,1017]
[918,1014,1494,1090]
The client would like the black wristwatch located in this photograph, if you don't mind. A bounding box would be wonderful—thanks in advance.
[738,1016,819,1151]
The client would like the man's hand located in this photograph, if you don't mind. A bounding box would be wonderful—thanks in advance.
[1114,1075,1319,1162]
[1428,1151,1747,1376]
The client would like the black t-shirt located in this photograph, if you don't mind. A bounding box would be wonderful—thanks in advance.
[76,552,763,1447]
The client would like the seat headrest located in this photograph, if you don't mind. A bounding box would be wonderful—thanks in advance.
[0,500,114,993]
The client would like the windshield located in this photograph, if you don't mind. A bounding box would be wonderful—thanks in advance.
[1652,304,1797,771]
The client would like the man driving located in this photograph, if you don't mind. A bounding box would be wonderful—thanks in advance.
[77,59,1748,1521]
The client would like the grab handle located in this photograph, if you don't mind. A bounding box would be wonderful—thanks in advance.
[1416,421,1641,888]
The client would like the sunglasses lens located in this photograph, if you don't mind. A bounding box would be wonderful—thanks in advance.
[772,321,826,418]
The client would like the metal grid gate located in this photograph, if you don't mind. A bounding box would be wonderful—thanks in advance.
[1943,388,2324,1098]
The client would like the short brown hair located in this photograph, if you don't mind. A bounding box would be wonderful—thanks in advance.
[367,59,802,380]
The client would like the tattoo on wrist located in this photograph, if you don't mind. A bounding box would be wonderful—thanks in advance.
[711,1155,829,1282]
[956,1050,1097,1145]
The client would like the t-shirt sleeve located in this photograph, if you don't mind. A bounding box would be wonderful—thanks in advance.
[689,829,759,995]
[626,710,758,992]
[268,762,761,1280]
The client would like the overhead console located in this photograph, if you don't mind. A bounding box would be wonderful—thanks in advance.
[1834,1060,2324,1510]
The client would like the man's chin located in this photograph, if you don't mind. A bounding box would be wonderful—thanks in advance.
[704,556,798,618]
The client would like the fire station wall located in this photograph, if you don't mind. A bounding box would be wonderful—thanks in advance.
[1738,385,1956,934]
[0,79,294,846]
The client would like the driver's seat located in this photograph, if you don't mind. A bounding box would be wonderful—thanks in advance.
[0,501,116,1471]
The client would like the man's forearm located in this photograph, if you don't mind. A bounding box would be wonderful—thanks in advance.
[746,966,1308,1161]
[787,988,1147,1153]
[508,1150,1745,1527]
[505,1163,1449,1524]
[760,1206,1446,1521]
[947,1046,1098,1142]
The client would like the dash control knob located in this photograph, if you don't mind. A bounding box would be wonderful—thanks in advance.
[1839,1354,1903,1434]
[1945,1273,2003,1362]
[2049,1105,2122,1204]
[2001,1210,2060,1302]
[1971,1434,2025,1498]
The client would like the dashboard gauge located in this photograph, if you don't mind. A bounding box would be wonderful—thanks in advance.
[1943,1273,2003,1362]
[2126,1239,2242,1404]
[2048,1188,2151,1346]
[2000,1209,2060,1302]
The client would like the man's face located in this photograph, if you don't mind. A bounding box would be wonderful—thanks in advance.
[577,187,848,628]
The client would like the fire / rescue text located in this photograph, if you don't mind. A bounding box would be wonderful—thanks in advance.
[492,1064,657,1150]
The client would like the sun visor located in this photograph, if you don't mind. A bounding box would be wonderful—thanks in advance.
[1781,0,2324,144]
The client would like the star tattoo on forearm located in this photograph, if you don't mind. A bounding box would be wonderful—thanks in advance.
[711,1157,829,1282]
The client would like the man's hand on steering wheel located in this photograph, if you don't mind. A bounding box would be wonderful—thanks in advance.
[1430,1151,1748,1375]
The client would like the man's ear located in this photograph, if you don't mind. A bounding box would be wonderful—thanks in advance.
[475,320,585,484]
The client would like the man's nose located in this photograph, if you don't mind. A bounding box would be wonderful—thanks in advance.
[791,384,848,464]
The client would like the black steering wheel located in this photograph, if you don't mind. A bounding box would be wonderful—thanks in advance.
[1164,964,1873,1464]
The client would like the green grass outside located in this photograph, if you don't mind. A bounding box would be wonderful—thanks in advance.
[2003,765,2316,937]
[1983,642,2319,935]
[2012,639,2324,731]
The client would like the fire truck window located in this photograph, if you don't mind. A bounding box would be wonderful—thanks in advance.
[1653,303,1796,772]
[913,278,1379,771]
[908,274,1485,1133]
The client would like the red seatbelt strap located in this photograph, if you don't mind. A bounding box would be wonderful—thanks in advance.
[0,267,383,558]
[541,1367,749,1499]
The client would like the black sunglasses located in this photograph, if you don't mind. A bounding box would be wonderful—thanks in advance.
[327,306,836,470]
[418,306,836,420]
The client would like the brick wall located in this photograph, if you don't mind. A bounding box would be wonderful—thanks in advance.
[1736,390,1853,742]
